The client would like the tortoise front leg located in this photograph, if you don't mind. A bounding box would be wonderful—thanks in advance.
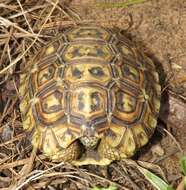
[97,138,124,163]
[50,141,81,163]
[97,128,139,162]
[32,129,81,163]
[98,126,150,162]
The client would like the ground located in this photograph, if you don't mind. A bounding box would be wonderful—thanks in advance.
[0,0,185,189]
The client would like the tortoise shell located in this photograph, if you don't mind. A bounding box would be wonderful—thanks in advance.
[19,25,161,165]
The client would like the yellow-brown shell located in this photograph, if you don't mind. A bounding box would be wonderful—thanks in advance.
[19,25,161,163]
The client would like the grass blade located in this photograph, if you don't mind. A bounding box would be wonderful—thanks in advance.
[137,166,175,190]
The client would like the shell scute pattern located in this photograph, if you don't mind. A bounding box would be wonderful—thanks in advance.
[35,86,65,125]
[61,43,115,63]
[64,62,113,87]
[65,27,112,42]
[19,25,161,165]
[69,85,108,122]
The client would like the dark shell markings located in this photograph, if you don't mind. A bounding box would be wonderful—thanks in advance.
[19,25,161,165]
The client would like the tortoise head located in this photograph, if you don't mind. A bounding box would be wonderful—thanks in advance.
[79,136,100,149]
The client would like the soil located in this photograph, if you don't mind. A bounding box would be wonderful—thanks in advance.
[0,0,185,189]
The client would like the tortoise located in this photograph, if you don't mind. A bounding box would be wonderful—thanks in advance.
[19,25,161,165]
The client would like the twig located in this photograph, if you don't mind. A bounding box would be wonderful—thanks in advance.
[0,0,59,75]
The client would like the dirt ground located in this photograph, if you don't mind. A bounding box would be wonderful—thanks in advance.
[0,0,185,189]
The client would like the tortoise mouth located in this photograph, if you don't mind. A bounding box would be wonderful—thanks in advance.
[79,136,100,149]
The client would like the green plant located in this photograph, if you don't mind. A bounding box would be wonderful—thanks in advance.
[137,165,174,190]
[179,156,186,189]
[91,156,186,190]
[138,156,186,190]
[90,185,118,190]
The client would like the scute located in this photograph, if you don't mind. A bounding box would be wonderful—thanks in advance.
[69,86,107,121]
[111,83,146,125]
[19,25,161,165]
[61,43,115,62]
[37,64,56,87]
[65,26,112,42]
[64,62,113,86]
[116,90,137,113]
[35,87,65,124]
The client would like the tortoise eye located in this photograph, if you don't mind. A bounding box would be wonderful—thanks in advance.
[89,67,105,77]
